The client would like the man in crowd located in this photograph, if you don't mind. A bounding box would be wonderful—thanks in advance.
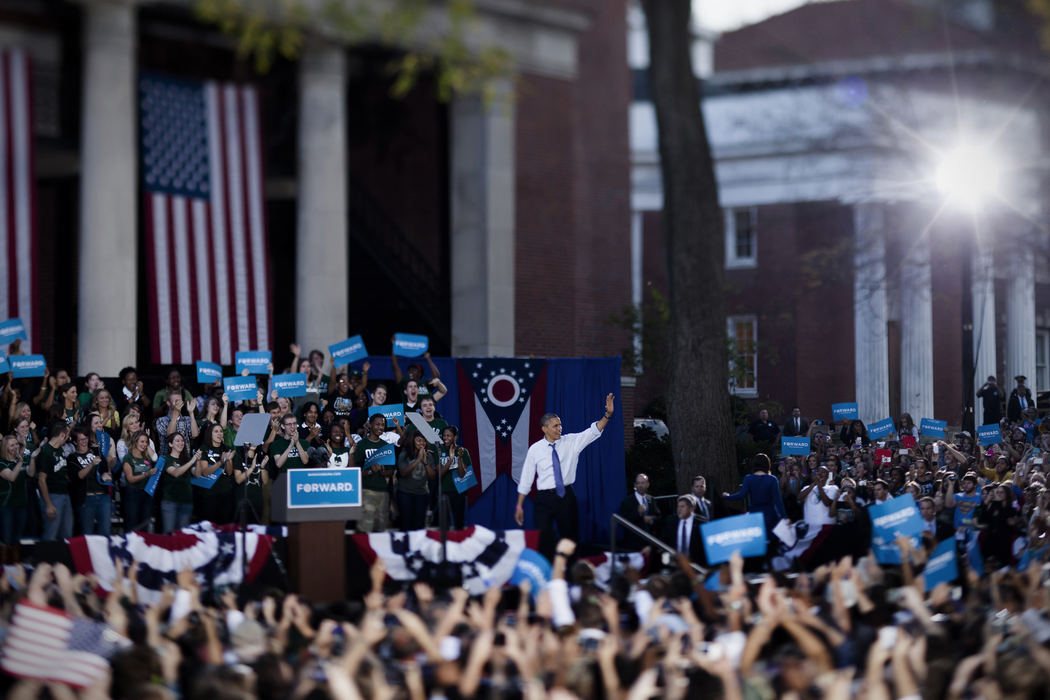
[748,408,780,444]
[977,375,1003,424]
[664,494,704,564]
[618,473,658,547]
[691,475,713,522]
[1008,375,1034,422]
[782,406,809,437]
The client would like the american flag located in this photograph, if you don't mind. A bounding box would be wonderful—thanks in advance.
[0,49,36,351]
[140,74,271,365]
[0,601,112,689]
[457,359,547,502]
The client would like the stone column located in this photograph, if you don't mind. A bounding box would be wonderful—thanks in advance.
[1006,246,1037,391]
[853,202,889,422]
[899,234,934,421]
[296,42,348,359]
[971,235,997,388]
[78,0,137,375]
[450,81,515,357]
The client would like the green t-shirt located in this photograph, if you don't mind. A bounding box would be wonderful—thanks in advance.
[197,447,233,495]
[327,446,351,469]
[123,453,154,491]
[38,443,70,495]
[354,437,394,491]
[162,456,194,504]
[0,458,27,507]
[439,445,473,494]
[73,450,109,496]
[269,437,307,472]
[78,391,94,410]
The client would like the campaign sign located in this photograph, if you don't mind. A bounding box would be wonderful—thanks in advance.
[832,402,859,421]
[0,351,8,374]
[10,354,45,378]
[781,436,811,456]
[272,373,307,398]
[869,494,924,564]
[287,468,361,508]
[701,512,767,565]
[978,423,1002,446]
[393,333,429,357]
[191,468,220,490]
[0,318,27,345]
[453,466,479,493]
[920,417,948,436]
[874,448,892,465]
[196,361,222,384]
[368,403,404,428]
[144,457,165,497]
[235,350,271,375]
[364,444,396,468]
[329,335,367,365]
[868,417,896,440]
[223,376,258,402]
[509,549,551,602]
[923,537,958,591]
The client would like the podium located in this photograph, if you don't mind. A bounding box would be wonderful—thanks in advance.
[271,469,362,602]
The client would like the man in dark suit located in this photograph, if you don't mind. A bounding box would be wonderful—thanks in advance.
[690,475,713,523]
[664,495,705,565]
[782,406,809,438]
[918,497,954,542]
[1007,376,1033,422]
[618,473,658,548]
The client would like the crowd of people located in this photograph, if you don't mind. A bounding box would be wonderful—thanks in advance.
[0,341,473,546]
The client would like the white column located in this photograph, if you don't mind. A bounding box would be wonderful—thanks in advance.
[853,202,889,422]
[899,234,934,421]
[972,236,997,388]
[77,0,137,375]
[296,42,348,357]
[450,81,515,357]
[1006,247,1037,391]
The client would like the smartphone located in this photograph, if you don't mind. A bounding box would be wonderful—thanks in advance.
[878,626,898,649]
[932,443,940,455]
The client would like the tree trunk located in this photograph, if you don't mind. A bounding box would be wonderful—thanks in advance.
[640,0,738,495]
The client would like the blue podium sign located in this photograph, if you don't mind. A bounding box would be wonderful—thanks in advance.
[287,468,362,508]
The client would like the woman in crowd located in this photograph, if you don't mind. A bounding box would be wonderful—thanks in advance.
[160,432,199,534]
[976,482,1023,569]
[397,432,435,531]
[194,423,235,525]
[122,430,159,532]
[196,396,227,447]
[6,401,33,442]
[439,426,472,530]
[287,343,329,407]
[51,382,82,427]
[156,392,199,456]
[91,388,121,439]
[897,412,919,439]
[0,434,28,545]
[324,422,351,469]
[233,443,268,524]
[71,426,113,535]
[297,402,326,466]
[840,418,870,447]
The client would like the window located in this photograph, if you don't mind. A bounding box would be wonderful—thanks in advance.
[1037,330,1049,394]
[724,207,757,269]
[727,315,758,395]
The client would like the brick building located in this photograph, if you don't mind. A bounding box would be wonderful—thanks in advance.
[630,0,1050,429]
[2,0,631,378]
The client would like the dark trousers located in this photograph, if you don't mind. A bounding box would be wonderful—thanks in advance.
[534,486,579,560]
[398,491,429,531]
[123,488,153,533]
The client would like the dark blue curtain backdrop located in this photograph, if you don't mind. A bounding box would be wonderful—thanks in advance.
[351,356,625,545]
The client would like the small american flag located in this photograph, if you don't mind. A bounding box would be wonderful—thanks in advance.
[0,600,112,688]
[140,74,271,365]
[0,49,36,351]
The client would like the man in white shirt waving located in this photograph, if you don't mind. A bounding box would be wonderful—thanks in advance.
[515,393,615,558]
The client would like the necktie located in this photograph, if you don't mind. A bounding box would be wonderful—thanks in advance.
[795,418,800,432]
[679,520,687,553]
[551,443,565,497]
